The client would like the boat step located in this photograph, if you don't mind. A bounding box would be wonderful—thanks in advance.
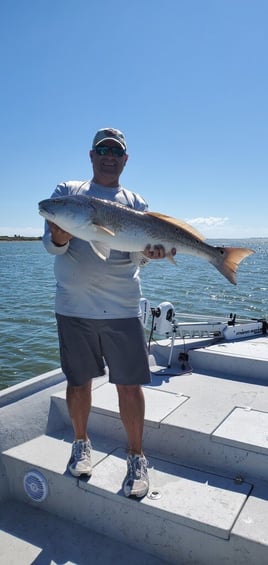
[0,499,168,565]
[188,337,268,382]
[4,432,268,565]
[48,378,268,483]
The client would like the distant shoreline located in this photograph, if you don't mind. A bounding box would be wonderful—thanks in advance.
[0,236,42,241]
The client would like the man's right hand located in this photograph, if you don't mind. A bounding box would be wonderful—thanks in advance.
[48,221,73,246]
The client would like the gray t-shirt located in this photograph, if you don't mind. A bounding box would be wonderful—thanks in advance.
[42,181,148,319]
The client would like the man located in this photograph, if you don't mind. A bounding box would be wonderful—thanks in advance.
[43,127,174,498]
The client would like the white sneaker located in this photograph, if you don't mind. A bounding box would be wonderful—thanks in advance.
[68,439,92,477]
[123,454,149,498]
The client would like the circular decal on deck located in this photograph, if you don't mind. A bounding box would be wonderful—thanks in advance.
[23,470,49,502]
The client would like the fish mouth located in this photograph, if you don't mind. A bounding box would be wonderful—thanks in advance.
[38,204,55,220]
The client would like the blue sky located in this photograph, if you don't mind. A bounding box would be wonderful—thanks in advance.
[1,0,267,238]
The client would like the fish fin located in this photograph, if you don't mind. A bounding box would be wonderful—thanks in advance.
[147,212,204,240]
[213,247,255,285]
[166,252,177,265]
[89,241,111,260]
[92,223,115,237]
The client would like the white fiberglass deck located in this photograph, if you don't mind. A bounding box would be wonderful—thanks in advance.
[1,332,268,564]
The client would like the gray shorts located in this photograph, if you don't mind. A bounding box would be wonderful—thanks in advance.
[56,314,151,387]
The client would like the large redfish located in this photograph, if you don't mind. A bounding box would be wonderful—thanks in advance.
[39,195,254,285]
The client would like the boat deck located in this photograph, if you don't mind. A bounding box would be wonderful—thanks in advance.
[1,333,268,564]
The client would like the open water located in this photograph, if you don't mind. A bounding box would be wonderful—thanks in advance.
[0,239,267,390]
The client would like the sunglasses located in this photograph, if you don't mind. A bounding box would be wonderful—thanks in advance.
[94,145,125,157]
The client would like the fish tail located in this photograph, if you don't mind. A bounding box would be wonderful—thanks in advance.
[213,247,254,285]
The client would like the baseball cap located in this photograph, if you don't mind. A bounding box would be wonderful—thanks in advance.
[92,128,127,151]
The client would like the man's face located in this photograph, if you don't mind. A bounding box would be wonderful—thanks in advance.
[90,139,128,185]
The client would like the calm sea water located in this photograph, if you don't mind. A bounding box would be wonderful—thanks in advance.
[1,239,267,390]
